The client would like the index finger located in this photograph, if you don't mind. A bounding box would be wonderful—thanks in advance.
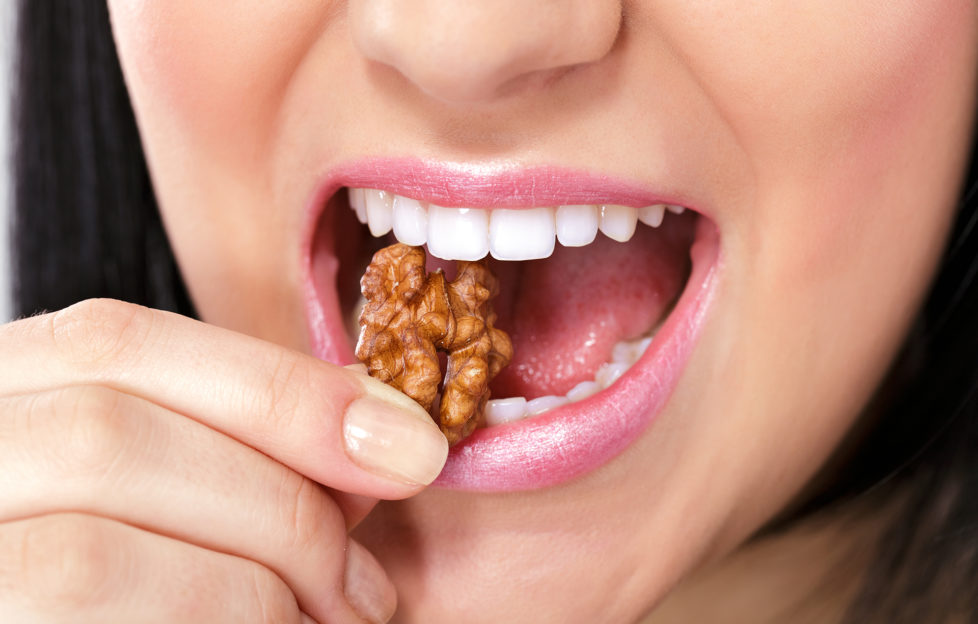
[0,299,448,499]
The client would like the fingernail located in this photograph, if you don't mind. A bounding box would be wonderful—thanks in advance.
[343,391,448,486]
[345,541,397,624]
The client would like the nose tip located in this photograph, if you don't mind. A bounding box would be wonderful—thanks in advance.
[349,0,622,103]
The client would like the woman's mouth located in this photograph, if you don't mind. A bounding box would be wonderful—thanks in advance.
[302,159,721,492]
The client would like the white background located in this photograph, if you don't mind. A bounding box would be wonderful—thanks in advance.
[0,3,14,322]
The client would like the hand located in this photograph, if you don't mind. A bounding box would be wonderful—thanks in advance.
[0,299,448,623]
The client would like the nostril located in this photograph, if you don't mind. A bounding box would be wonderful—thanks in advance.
[348,0,622,103]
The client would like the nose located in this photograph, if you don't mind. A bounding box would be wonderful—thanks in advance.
[349,0,622,103]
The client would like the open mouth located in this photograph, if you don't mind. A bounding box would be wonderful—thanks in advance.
[302,159,721,491]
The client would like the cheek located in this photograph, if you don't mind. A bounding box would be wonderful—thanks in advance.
[660,0,976,541]
[105,1,340,343]
[769,6,976,415]
[760,2,977,315]
[107,1,328,165]
[664,1,976,185]
[652,1,977,302]
[676,0,978,318]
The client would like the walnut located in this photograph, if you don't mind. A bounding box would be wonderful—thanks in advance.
[355,243,513,445]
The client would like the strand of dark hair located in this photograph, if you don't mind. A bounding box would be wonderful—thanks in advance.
[12,0,193,318]
[10,1,978,621]
[836,146,978,622]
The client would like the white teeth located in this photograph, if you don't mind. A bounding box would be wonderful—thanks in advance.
[392,195,428,246]
[595,361,629,388]
[599,205,638,242]
[635,336,653,357]
[555,205,599,247]
[344,189,687,425]
[525,395,569,416]
[364,189,394,237]
[638,204,665,228]
[565,380,601,402]
[348,188,687,259]
[349,188,368,224]
[484,397,529,427]
[469,331,658,427]
[611,340,639,366]
[427,205,490,261]
[489,207,556,261]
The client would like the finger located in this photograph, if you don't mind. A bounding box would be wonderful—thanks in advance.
[330,490,380,530]
[0,512,310,624]
[0,386,396,624]
[344,540,398,624]
[0,299,447,498]
[329,367,382,528]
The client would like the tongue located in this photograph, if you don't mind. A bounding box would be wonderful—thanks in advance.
[488,215,696,399]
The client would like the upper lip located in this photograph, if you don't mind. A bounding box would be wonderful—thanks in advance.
[303,157,709,219]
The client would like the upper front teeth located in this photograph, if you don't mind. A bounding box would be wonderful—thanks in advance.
[555,205,598,247]
[364,189,394,237]
[598,204,638,242]
[392,195,428,246]
[489,207,556,261]
[349,188,686,261]
[428,205,490,261]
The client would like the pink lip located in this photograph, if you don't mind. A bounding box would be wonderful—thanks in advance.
[303,158,706,211]
[301,157,722,491]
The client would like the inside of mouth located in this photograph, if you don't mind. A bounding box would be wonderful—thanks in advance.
[313,188,698,423]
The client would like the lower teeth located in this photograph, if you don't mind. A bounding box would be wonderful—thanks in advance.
[483,333,655,427]
[346,272,667,429]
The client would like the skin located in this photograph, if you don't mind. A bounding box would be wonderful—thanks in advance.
[0,1,975,622]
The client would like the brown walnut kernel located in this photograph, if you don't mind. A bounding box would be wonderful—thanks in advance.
[355,243,513,445]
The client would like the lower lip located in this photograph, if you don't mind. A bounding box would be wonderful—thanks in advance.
[436,217,721,491]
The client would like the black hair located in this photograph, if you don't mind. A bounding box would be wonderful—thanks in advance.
[12,0,193,317]
[826,146,978,622]
[10,2,978,621]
